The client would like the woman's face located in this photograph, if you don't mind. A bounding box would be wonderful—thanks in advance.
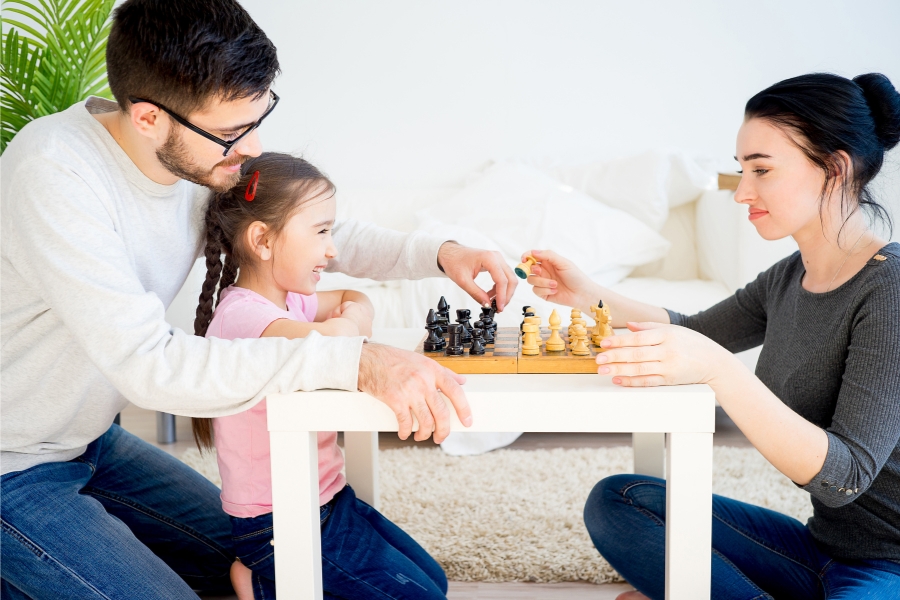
[734,118,828,241]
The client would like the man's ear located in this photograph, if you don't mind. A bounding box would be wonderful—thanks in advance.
[244,221,273,261]
[129,102,169,144]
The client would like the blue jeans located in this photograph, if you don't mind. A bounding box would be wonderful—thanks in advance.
[0,424,234,599]
[231,485,448,599]
[584,474,900,600]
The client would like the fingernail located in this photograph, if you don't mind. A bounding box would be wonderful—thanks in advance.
[599,366,610,374]
[596,355,608,364]
[612,377,621,385]
[463,416,473,427]
[601,340,611,348]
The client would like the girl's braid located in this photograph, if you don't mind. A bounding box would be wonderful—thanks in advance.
[193,200,227,337]
[217,255,239,305]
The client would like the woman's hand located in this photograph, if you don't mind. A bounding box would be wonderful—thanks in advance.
[596,322,734,387]
[521,249,599,309]
[330,301,374,338]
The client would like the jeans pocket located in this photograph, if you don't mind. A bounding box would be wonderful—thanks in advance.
[319,502,333,525]
[233,533,276,575]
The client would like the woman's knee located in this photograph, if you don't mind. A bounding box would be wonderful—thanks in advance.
[583,474,666,545]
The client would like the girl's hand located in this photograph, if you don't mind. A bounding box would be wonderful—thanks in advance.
[522,249,598,309]
[596,322,733,387]
[322,316,361,337]
[330,301,373,338]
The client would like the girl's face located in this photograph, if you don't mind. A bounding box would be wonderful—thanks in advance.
[733,118,829,241]
[270,188,338,295]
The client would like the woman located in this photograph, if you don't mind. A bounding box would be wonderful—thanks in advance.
[524,73,900,599]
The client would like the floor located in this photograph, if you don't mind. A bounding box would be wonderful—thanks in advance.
[120,404,750,599]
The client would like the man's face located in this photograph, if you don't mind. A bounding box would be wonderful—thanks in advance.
[156,93,270,191]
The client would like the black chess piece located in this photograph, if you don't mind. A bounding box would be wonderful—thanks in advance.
[436,296,451,333]
[424,309,445,352]
[480,307,497,337]
[456,309,473,344]
[446,324,464,356]
[469,328,486,355]
[475,319,493,344]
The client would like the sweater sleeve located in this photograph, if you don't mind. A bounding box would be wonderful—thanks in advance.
[665,266,771,353]
[3,158,364,417]
[801,267,900,507]
[328,218,449,280]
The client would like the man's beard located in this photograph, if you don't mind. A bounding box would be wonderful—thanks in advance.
[156,128,247,192]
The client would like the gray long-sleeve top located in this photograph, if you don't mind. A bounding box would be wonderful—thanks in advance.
[667,242,900,561]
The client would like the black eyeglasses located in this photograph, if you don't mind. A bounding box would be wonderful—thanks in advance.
[128,90,280,156]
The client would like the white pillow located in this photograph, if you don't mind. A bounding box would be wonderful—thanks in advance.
[416,162,670,285]
[546,149,715,230]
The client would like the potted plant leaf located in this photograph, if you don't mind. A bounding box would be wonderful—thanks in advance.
[1,0,115,153]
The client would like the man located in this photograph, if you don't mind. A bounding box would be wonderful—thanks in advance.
[0,1,516,597]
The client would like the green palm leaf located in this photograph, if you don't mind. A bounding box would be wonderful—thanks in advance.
[1,0,115,153]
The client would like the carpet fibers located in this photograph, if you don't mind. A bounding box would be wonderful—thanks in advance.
[181,445,813,584]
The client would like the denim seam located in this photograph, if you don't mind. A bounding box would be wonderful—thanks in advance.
[619,480,667,527]
[70,456,96,473]
[322,555,402,600]
[245,550,275,569]
[713,511,825,587]
[1,519,113,599]
[81,487,231,561]
[712,548,773,599]
[233,526,274,541]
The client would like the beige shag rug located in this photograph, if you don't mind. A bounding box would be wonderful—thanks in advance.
[181,445,813,584]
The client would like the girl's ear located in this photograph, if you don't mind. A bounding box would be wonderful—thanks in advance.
[244,221,273,261]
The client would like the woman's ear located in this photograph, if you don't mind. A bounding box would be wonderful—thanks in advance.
[244,221,273,261]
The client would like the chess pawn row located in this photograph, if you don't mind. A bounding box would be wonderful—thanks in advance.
[571,324,591,356]
[523,315,543,347]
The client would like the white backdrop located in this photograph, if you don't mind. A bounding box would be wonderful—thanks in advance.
[241,0,900,193]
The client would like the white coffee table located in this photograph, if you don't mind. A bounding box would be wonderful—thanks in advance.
[267,328,716,599]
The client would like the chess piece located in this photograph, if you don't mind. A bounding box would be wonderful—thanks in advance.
[515,255,537,279]
[545,309,566,352]
[522,323,540,355]
[569,313,586,343]
[571,324,591,355]
[524,315,543,346]
[479,307,497,338]
[567,308,582,342]
[446,324,464,356]
[591,300,613,347]
[475,319,494,344]
[436,296,451,333]
[424,309,445,352]
[469,328,486,355]
[521,306,534,331]
[456,309,473,344]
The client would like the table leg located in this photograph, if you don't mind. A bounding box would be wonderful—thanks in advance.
[270,430,323,600]
[343,431,380,509]
[632,432,665,478]
[665,432,713,600]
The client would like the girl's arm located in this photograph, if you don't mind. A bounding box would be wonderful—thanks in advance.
[522,249,669,326]
[314,290,375,323]
[261,316,359,340]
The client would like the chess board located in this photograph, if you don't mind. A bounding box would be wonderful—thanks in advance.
[415,326,603,374]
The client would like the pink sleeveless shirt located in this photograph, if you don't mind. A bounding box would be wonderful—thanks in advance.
[206,286,346,518]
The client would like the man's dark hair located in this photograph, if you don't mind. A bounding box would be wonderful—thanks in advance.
[106,0,280,116]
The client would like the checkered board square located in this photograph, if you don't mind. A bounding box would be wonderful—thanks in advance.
[415,327,603,374]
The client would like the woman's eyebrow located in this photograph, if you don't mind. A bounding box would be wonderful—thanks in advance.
[735,153,773,161]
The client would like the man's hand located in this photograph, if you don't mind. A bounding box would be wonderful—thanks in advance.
[357,343,473,443]
[437,241,517,312]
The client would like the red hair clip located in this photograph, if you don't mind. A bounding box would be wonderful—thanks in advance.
[245,171,260,201]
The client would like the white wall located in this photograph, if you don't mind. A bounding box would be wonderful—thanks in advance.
[242,0,900,195]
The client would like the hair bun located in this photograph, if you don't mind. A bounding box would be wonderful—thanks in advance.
[853,73,900,150]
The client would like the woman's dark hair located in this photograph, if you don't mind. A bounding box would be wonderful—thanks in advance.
[745,72,900,239]
[191,153,335,451]
[107,0,280,116]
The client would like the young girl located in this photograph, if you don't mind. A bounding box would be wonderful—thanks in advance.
[192,152,448,599]
[527,73,900,599]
